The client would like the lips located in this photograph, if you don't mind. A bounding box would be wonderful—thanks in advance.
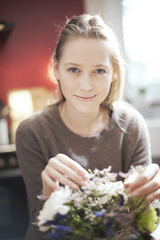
[74,94,97,101]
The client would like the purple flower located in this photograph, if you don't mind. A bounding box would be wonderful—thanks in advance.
[95,211,105,217]
[47,225,71,239]
[54,213,68,222]
[43,220,55,226]
[55,225,71,233]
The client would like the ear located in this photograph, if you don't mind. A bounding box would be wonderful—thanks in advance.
[53,57,59,80]
[112,72,118,82]
[48,57,59,85]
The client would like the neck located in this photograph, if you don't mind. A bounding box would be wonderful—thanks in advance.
[59,102,109,136]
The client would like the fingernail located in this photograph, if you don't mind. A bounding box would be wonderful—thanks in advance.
[131,191,139,197]
[125,187,131,193]
[124,180,129,185]
[147,196,153,202]
[84,172,90,180]
[71,183,78,190]
[80,180,87,186]
[124,179,132,186]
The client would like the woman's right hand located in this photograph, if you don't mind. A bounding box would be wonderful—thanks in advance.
[41,153,90,197]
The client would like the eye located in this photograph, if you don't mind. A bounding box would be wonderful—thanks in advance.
[68,67,79,73]
[95,69,106,74]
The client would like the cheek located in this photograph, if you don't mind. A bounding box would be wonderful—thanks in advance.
[103,85,111,97]
[97,78,112,92]
[59,81,67,95]
[59,76,74,97]
[98,79,113,101]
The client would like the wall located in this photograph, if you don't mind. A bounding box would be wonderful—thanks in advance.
[0,0,84,104]
[84,0,124,54]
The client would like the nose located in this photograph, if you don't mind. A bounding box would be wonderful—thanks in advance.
[79,73,93,91]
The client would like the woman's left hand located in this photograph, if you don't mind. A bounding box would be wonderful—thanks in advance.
[124,163,160,201]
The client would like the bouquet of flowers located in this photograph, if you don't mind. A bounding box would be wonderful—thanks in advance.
[37,167,159,240]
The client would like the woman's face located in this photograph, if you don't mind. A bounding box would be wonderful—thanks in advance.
[54,37,114,114]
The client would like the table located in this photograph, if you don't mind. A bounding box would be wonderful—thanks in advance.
[151,223,160,239]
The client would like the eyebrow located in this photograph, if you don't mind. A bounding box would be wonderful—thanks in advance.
[64,63,109,68]
[63,63,82,67]
[94,64,110,68]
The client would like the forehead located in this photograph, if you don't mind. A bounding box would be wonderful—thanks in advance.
[59,37,112,65]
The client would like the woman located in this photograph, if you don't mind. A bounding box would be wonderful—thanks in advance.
[16,14,160,239]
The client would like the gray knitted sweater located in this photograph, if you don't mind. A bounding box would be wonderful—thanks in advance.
[16,102,151,238]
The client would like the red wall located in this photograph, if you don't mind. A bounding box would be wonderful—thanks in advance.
[0,0,84,104]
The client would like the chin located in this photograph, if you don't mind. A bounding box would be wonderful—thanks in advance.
[74,104,99,114]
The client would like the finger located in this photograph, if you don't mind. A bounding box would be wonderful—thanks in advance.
[124,164,159,193]
[130,170,160,198]
[46,165,78,189]
[41,170,60,196]
[49,157,88,186]
[56,154,90,180]
[147,188,160,201]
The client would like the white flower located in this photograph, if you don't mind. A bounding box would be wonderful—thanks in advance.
[98,181,127,204]
[37,167,159,239]
[37,186,72,231]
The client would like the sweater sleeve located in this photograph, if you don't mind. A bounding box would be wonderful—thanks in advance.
[131,117,152,166]
[16,118,46,223]
[122,109,152,173]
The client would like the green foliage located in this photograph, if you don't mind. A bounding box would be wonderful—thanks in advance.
[37,168,160,240]
[128,196,158,234]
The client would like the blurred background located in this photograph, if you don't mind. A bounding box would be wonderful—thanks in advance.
[0,0,160,239]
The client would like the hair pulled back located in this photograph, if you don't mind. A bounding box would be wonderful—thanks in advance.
[54,14,125,109]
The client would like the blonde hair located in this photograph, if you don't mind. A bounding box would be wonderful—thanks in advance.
[52,14,126,110]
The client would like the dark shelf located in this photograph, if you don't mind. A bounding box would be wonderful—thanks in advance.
[0,168,22,179]
[0,21,14,42]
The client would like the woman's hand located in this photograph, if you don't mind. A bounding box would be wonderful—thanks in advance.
[41,153,90,197]
[124,163,160,201]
